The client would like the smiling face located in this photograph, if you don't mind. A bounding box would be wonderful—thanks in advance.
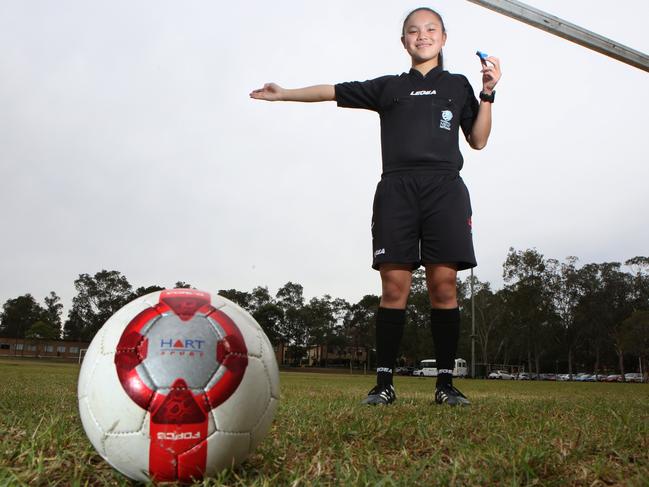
[401,9,447,67]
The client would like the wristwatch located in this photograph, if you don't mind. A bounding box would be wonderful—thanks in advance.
[479,90,495,103]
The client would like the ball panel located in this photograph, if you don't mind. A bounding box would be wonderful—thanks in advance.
[79,396,106,456]
[218,303,262,358]
[259,331,280,400]
[102,292,161,354]
[203,431,251,475]
[211,356,270,433]
[209,294,231,311]
[86,353,148,433]
[217,298,263,333]
[250,396,278,451]
[141,312,221,391]
[104,432,151,483]
[77,326,104,399]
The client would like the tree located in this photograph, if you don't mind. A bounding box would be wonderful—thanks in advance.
[574,262,633,376]
[0,294,46,338]
[402,270,434,364]
[344,294,380,368]
[276,282,307,364]
[301,295,350,367]
[276,282,304,309]
[218,289,253,310]
[26,320,59,340]
[625,256,649,311]
[616,310,649,376]
[43,291,63,337]
[302,296,335,366]
[174,281,192,289]
[250,286,273,312]
[63,270,133,341]
[460,277,508,366]
[613,309,649,379]
[503,248,558,374]
[131,285,165,299]
[253,302,284,346]
[63,308,85,342]
[548,257,582,378]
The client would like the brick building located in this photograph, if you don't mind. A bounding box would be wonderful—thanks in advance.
[306,344,368,367]
[0,336,90,361]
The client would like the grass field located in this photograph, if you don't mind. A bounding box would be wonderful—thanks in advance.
[1,359,648,486]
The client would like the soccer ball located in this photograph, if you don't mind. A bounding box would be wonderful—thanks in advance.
[77,289,280,482]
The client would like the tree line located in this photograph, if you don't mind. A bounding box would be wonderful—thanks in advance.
[1,249,648,377]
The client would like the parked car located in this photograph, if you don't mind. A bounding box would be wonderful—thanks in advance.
[516,372,531,380]
[557,374,570,381]
[624,373,644,383]
[488,370,515,380]
[395,366,414,376]
[605,374,622,382]
[539,373,557,381]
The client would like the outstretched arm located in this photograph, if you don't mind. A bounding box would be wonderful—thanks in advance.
[468,56,501,150]
[249,83,335,102]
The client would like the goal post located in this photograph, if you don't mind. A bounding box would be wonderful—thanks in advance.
[466,0,649,72]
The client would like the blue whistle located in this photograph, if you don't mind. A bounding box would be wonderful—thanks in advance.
[476,50,488,60]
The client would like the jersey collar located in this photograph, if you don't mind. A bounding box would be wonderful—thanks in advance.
[408,65,443,79]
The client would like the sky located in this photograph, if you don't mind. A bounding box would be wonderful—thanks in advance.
[1,0,648,317]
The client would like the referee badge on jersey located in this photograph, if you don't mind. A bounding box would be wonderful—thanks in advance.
[439,110,453,131]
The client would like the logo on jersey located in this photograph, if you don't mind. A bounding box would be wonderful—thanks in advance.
[410,90,437,96]
[439,110,453,131]
[374,248,386,258]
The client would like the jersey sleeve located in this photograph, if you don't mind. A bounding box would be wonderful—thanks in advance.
[459,76,480,140]
[334,75,393,112]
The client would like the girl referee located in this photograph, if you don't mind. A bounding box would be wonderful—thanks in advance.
[250,7,501,406]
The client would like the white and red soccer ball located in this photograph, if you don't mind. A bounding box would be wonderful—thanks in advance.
[78,289,280,482]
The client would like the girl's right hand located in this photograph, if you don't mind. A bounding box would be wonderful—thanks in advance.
[249,83,284,101]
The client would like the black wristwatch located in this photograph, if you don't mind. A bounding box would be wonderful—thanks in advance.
[479,90,496,103]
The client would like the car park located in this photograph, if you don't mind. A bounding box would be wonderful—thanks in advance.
[412,358,467,377]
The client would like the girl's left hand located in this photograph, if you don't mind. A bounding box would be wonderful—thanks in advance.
[481,56,501,92]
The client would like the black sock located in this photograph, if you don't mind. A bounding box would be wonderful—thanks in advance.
[375,307,406,387]
[430,308,460,389]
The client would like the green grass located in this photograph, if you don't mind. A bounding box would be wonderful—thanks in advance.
[1,359,648,486]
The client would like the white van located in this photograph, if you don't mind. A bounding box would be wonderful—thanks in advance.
[413,358,467,377]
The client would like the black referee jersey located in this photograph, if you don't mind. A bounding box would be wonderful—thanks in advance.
[334,65,480,174]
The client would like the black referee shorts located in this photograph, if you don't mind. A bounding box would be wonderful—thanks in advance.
[371,171,476,271]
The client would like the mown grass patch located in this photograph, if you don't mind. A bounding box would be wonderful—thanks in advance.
[1,359,647,486]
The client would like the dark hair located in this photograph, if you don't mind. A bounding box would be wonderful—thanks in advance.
[401,7,446,69]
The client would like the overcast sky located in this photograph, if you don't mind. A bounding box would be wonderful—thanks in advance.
[1,0,647,317]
